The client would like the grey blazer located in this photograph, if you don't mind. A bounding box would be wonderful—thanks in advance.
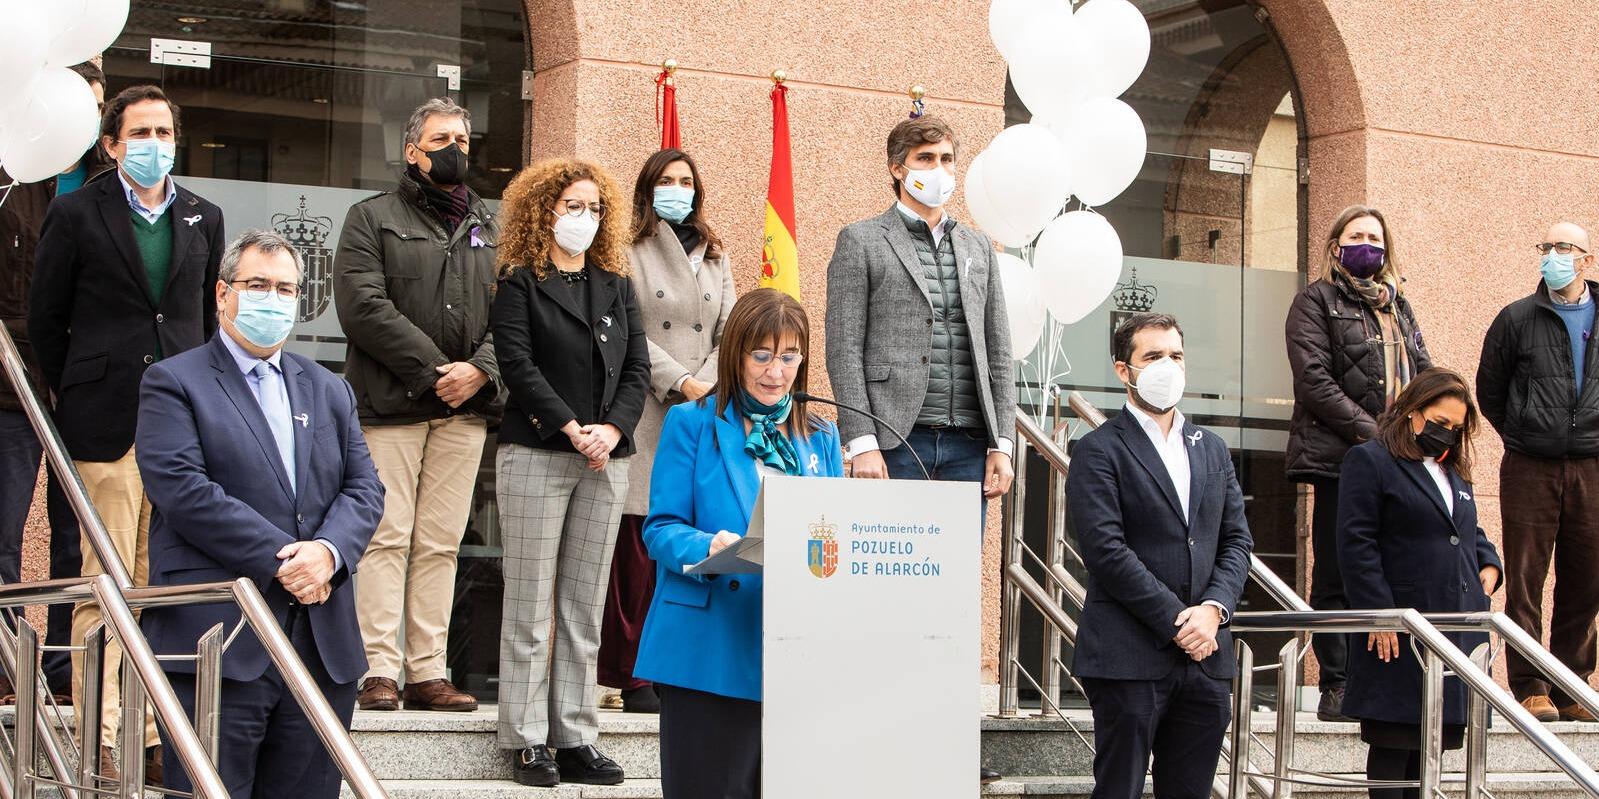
[622,221,736,515]
[825,206,1016,452]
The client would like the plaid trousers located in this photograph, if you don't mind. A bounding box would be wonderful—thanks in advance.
[495,444,628,749]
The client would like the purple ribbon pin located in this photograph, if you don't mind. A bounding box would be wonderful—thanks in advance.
[469,225,484,248]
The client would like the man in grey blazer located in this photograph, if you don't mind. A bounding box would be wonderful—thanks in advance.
[824,114,1016,785]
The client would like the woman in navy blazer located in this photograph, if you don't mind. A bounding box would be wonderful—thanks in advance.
[1336,368,1502,799]
[634,288,845,799]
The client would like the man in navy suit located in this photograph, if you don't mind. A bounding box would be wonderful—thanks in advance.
[135,230,384,798]
[1066,312,1253,799]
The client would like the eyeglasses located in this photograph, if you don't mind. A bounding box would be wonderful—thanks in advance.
[556,199,606,220]
[227,279,301,301]
[1536,242,1588,255]
[749,350,803,368]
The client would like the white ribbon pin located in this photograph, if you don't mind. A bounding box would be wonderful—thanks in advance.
[1186,430,1203,446]
[294,413,309,428]
[808,453,819,474]
[1458,490,1472,502]
[183,214,202,227]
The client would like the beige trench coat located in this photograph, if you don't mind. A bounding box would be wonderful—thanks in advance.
[622,221,736,515]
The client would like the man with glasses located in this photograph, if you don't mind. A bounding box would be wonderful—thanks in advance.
[136,230,382,798]
[334,98,501,714]
[29,84,225,781]
[1478,221,1599,724]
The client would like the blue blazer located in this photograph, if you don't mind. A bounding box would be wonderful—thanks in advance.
[633,397,845,702]
[135,334,385,684]
[1336,440,1502,727]
[1065,409,1254,681]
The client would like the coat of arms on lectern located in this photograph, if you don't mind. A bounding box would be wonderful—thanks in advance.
[806,516,838,579]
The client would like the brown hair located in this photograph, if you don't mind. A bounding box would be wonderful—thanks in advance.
[886,114,958,195]
[630,148,723,260]
[496,158,629,280]
[711,288,820,437]
[1112,312,1184,364]
[100,84,180,143]
[1322,204,1401,289]
[1375,367,1480,482]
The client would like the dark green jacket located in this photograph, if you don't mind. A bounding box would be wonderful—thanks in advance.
[334,172,505,425]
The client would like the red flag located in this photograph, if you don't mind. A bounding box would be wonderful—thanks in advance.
[656,68,680,150]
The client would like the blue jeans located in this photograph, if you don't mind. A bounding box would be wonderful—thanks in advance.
[878,424,990,529]
[0,410,80,692]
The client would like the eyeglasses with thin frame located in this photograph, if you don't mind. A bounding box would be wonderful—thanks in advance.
[555,199,606,220]
[1536,242,1588,255]
[227,279,301,302]
[749,350,803,368]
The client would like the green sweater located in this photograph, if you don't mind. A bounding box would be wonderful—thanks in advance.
[130,210,173,357]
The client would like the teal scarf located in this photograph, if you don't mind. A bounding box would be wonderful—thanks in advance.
[738,391,802,476]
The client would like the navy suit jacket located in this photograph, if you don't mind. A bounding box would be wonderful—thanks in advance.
[1066,408,1254,681]
[1336,440,1501,726]
[135,333,384,684]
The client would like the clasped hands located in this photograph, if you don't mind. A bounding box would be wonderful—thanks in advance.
[276,541,335,605]
[435,362,489,408]
[1173,604,1223,662]
[563,421,622,471]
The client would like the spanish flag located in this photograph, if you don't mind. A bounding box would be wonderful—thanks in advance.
[760,82,800,300]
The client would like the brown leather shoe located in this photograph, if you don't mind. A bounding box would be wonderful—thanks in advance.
[402,678,478,711]
[357,677,400,711]
[1559,703,1599,722]
[144,744,164,787]
[1522,694,1560,722]
[96,744,118,783]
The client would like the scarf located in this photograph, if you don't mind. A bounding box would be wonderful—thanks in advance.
[738,391,801,476]
[1338,268,1413,405]
[668,219,702,257]
[406,163,470,232]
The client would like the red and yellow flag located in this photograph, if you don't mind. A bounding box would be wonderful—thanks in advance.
[655,65,680,150]
[760,81,800,300]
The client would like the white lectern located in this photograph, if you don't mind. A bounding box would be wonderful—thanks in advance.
[756,474,980,799]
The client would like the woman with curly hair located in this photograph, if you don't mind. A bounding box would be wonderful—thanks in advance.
[490,159,650,788]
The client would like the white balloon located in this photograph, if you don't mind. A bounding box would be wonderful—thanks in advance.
[1007,12,1100,120]
[966,123,1071,247]
[964,149,1027,248]
[1028,111,1075,169]
[0,68,101,184]
[1074,0,1151,98]
[996,252,1047,357]
[45,0,129,69]
[1062,97,1146,207]
[0,4,50,116]
[1032,211,1123,324]
[989,0,1070,60]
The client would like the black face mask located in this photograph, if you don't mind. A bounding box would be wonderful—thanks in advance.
[420,143,468,185]
[1415,419,1458,460]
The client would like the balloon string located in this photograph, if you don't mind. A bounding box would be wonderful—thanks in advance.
[0,181,16,211]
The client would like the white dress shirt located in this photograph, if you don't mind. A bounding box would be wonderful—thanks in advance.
[1123,402,1230,622]
[1420,457,1454,515]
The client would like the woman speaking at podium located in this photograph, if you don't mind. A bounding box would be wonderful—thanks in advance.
[634,288,845,798]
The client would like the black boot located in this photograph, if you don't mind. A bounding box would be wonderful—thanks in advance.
[1317,683,1354,722]
[511,745,559,787]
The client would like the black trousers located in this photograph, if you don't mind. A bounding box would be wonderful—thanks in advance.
[1080,661,1232,799]
[658,683,760,799]
[1309,476,1348,688]
[161,609,357,799]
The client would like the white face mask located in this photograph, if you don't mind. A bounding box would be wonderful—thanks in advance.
[902,166,956,208]
[553,211,600,256]
[1127,356,1185,413]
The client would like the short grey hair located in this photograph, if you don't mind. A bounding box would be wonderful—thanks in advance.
[404,98,472,147]
[219,229,305,284]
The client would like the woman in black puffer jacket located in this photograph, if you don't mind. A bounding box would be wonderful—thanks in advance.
[1284,205,1433,721]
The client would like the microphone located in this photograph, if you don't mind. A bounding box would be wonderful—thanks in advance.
[793,392,930,481]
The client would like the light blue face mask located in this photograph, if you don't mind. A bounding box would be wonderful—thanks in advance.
[119,138,176,189]
[231,291,297,348]
[652,185,695,223]
[1542,252,1579,292]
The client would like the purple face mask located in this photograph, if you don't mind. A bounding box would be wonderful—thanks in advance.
[1339,243,1386,279]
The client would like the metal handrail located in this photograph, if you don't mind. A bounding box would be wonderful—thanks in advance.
[1231,609,1599,796]
[0,325,387,799]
